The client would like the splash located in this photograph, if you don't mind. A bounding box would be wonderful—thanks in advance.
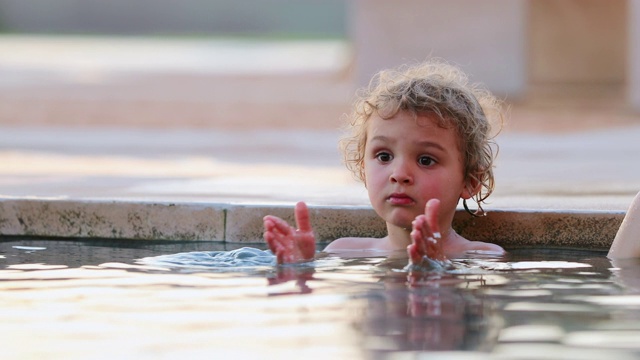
[138,247,277,271]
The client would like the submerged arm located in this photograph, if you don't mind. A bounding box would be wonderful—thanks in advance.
[608,191,640,259]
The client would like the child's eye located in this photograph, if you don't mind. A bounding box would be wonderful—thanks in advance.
[376,152,392,162]
[418,156,435,166]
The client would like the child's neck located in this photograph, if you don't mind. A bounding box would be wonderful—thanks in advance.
[384,225,411,249]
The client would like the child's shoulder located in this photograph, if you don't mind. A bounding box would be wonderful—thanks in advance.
[451,239,505,256]
[323,237,384,252]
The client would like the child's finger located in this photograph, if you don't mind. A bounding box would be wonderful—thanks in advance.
[263,217,275,232]
[415,215,433,244]
[411,216,428,253]
[294,201,312,232]
[263,215,293,236]
[407,243,423,264]
[263,231,280,253]
[425,198,441,239]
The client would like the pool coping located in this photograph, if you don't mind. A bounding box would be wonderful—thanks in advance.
[0,197,623,251]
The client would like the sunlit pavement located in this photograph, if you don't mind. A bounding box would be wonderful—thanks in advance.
[1,35,640,211]
[3,124,640,211]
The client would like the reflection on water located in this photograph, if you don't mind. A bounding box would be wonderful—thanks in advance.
[1,238,640,359]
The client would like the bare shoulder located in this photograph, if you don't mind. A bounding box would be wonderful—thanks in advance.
[446,235,505,256]
[322,237,383,252]
[466,240,505,254]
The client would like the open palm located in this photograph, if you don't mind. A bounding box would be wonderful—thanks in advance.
[263,202,316,264]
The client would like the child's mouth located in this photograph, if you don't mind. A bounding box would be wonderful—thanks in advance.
[387,193,414,205]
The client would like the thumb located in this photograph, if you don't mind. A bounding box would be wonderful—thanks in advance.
[294,201,312,232]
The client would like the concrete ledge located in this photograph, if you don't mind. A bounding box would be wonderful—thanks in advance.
[454,210,624,251]
[0,198,226,241]
[0,198,625,250]
[225,204,386,243]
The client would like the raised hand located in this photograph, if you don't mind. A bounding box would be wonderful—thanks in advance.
[263,201,316,264]
[407,198,447,264]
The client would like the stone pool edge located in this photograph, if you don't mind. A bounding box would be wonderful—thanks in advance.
[0,198,624,251]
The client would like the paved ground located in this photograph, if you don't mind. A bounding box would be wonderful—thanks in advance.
[2,35,640,211]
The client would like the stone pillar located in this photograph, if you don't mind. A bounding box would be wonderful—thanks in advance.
[349,0,527,99]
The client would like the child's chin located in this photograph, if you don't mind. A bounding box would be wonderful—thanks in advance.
[387,214,418,230]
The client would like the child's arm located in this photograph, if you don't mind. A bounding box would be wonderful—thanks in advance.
[407,199,447,263]
[263,202,316,264]
[608,191,640,259]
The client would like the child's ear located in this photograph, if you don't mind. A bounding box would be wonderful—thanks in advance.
[461,177,481,199]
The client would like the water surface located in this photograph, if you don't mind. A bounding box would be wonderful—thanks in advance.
[1,238,640,359]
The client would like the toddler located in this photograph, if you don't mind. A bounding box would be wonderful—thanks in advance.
[263,60,505,265]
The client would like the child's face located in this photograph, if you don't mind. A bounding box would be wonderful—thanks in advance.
[363,111,471,231]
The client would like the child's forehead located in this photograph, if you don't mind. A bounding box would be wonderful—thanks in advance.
[366,111,454,133]
[364,111,463,148]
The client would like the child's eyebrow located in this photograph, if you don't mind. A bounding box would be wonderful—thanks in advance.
[369,135,392,143]
[414,140,446,152]
[369,136,446,151]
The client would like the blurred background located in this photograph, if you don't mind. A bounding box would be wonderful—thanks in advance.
[1,0,639,208]
[0,0,351,130]
[2,0,639,130]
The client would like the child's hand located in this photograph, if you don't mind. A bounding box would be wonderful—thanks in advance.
[263,201,316,264]
[407,199,447,263]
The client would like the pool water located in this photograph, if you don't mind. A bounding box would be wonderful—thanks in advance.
[1,237,640,359]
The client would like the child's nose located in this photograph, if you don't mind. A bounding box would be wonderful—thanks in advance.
[390,161,414,184]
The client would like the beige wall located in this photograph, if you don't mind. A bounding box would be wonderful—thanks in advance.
[528,0,627,85]
[350,0,639,108]
[350,0,527,99]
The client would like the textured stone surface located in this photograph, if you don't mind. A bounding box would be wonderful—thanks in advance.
[225,204,386,243]
[0,198,625,250]
[0,199,226,241]
[454,210,625,251]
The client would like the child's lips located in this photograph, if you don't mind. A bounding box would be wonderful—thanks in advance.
[387,193,414,205]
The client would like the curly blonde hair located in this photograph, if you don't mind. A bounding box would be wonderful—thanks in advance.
[339,59,503,214]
